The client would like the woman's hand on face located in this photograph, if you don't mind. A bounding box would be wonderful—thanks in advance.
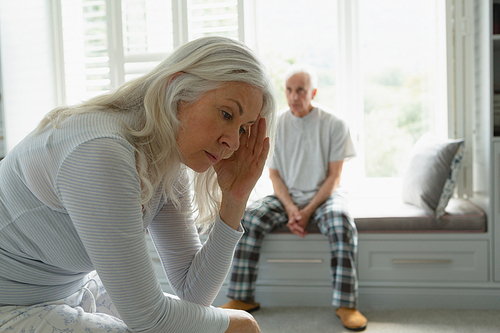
[214,117,269,204]
[215,117,269,229]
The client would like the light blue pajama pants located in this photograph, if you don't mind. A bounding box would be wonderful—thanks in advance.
[0,272,130,333]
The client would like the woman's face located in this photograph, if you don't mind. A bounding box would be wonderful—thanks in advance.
[177,82,264,173]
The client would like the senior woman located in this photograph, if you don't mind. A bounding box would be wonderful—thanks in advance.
[0,36,276,333]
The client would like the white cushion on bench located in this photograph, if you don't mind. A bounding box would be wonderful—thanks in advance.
[349,197,486,233]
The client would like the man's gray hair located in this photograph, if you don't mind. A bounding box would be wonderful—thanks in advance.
[284,63,318,90]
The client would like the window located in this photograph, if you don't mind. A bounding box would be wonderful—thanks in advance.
[252,0,337,113]
[359,0,447,179]
[53,0,457,197]
[250,0,448,197]
[60,0,112,103]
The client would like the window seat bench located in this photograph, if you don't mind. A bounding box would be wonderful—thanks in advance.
[207,197,493,309]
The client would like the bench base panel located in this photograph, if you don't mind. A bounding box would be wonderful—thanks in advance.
[211,285,500,310]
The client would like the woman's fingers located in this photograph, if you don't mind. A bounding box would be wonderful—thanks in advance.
[238,127,249,155]
[247,117,266,153]
[253,118,267,155]
[257,137,270,170]
[233,117,267,167]
[246,116,260,149]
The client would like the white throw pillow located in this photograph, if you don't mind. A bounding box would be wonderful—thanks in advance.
[402,133,465,219]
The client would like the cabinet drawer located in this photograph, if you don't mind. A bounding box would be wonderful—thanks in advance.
[358,240,488,282]
[257,239,331,283]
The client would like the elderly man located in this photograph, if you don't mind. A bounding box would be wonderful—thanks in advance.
[221,63,367,331]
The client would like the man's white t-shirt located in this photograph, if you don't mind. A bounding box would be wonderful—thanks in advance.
[269,107,356,206]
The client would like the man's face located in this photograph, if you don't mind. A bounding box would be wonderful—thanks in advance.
[285,72,317,117]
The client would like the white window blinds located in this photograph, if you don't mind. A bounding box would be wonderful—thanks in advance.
[58,0,241,105]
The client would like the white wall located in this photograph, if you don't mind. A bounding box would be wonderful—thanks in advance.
[0,0,58,152]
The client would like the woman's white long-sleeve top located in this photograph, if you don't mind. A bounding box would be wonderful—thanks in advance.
[0,111,242,332]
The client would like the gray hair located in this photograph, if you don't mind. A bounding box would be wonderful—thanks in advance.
[37,36,277,229]
[283,63,318,90]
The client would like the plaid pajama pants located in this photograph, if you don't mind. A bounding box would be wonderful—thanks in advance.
[227,192,359,308]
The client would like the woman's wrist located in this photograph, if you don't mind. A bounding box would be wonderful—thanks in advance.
[219,195,247,230]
